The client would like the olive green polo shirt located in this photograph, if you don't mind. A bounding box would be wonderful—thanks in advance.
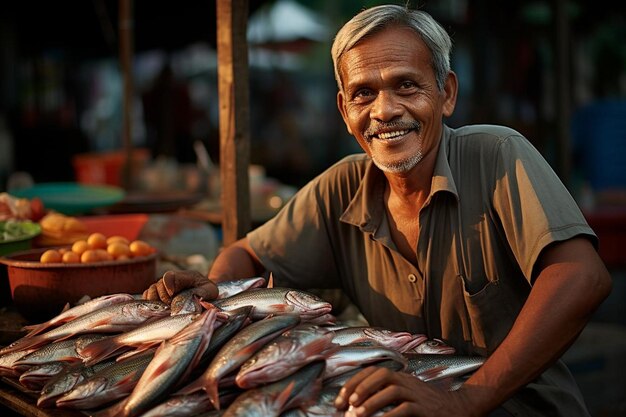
[249,124,595,416]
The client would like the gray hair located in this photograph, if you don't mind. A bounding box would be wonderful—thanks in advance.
[331,4,452,92]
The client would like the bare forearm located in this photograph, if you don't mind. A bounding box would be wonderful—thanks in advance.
[458,240,611,414]
[208,238,265,283]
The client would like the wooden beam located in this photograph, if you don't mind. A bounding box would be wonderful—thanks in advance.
[216,0,251,245]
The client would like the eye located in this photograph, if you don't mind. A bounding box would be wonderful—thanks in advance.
[399,81,417,91]
[352,88,375,102]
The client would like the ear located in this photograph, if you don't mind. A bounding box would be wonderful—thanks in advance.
[336,90,354,136]
[442,71,458,117]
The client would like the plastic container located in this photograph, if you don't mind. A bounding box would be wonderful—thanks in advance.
[72,149,150,187]
[0,248,157,321]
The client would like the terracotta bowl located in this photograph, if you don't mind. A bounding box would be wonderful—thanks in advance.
[0,247,158,322]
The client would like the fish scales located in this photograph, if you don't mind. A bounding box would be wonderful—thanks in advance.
[211,288,332,321]
[118,309,219,417]
[180,312,301,410]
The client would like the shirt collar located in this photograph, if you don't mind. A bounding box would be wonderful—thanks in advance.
[340,124,459,232]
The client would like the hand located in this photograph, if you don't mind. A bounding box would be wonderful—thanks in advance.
[142,270,218,304]
[334,367,472,417]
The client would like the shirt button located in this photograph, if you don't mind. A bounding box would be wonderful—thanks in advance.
[408,274,417,283]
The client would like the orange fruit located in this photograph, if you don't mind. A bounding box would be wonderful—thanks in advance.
[129,240,153,257]
[40,249,62,264]
[72,240,90,256]
[62,251,80,263]
[107,241,131,259]
[80,249,100,263]
[106,235,130,246]
[87,233,107,249]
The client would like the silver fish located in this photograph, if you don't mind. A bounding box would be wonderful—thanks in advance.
[13,334,108,369]
[331,326,427,352]
[180,313,301,410]
[1,300,170,355]
[78,313,202,365]
[222,360,326,417]
[170,288,204,315]
[115,309,219,417]
[55,350,155,410]
[322,359,405,389]
[405,353,485,382]
[21,293,136,337]
[323,345,408,380]
[236,324,335,389]
[192,306,253,373]
[0,348,37,378]
[211,287,332,321]
[408,338,456,355]
[216,277,267,299]
[137,391,213,417]
[18,361,66,391]
[37,358,117,407]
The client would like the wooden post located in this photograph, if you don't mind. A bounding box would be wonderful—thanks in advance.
[216,0,251,245]
[119,0,134,190]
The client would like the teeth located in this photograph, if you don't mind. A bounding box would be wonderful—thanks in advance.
[378,130,409,140]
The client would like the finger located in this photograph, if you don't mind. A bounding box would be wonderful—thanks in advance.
[155,281,173,304]
[355,383,412,416]
[143,284,159,301]
[335,367,379,410]
[162,270,205,296]
[193,281,219,300]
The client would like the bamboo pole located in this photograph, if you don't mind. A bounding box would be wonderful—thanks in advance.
[216,0,251,245]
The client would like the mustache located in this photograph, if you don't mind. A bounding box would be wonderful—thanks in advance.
[364,120,421,141]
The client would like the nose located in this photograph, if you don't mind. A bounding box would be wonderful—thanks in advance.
[370,90,402,122]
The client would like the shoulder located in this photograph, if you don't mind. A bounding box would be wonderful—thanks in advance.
[448,124,536,157]
[312,153,370,188]
[451,124,525,144]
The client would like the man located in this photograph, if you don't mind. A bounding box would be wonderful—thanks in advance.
[144,4,611,416]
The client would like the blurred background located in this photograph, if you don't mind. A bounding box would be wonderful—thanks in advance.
[0,0,625,413]
[1,0,624,197]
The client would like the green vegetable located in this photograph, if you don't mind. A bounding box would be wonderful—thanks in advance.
[0,220,41,242]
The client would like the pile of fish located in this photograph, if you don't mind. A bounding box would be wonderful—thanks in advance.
[0,277,486,416]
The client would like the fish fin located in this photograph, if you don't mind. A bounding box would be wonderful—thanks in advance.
[206,377,221,410]
[174,375,205,395]
[268,304,296,312]
[115,343,157,362]
[79,338,126,366]
[268,272,274,288]
[277,380,296,408]
[199,300,219,311]
[111,371,142,393]
[415,365,447,382]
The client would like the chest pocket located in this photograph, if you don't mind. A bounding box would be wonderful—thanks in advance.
[452,214,528,355]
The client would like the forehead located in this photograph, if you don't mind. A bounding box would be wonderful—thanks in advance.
[339,26,432,87]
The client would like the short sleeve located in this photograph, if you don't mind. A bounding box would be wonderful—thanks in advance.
[492,134,597,280]
[247,176,340,290]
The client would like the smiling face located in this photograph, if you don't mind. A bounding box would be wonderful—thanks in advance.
[337,26,457,174]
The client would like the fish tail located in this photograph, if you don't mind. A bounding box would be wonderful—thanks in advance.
[1,334,47,355]
[21,323,49,337]
[205,377,221,410]
[79,338,124,366]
